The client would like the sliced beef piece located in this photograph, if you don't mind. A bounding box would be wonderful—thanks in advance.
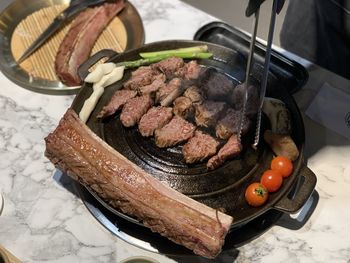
[200,68,235,102]
[97,89,137,118]
[183,130,219,164]
[195,101,227,128]
[215,108,251,140]
[55,0,125,86]
[207,134,242,170]
[120,95,153,127]
[183,85,204,104]
[152,57,184,79]
[45,109,233,259]
[155,116,196,148]
[176,60,202,80]
[138,106,173,137]
[124,66,159,90]
[156,78,183,106]
[138,74,166,95]
[230,83,259,119]
[173,96,194,119]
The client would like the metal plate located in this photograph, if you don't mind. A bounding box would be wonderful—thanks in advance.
[0,0,144,95]
[71,40,316,228]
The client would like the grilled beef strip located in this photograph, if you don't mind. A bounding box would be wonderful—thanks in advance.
[207,134,242,170]
[195,101,227,128]
[97,89,137,118]
[215,108,251,140]
[55,0,125,86]
[155,115,196,148]
[44,109,233,259]
[151,57,184,79]
[138,106,173,137]
[183,130,220,164]
[120,95,153,127]
[173,96,194,119]
[124,66,160,90]
[156,78,183,106]
[183,85,205,104]
[138,74,166,95]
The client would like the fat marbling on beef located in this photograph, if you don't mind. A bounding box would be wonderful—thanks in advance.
[44,109,233,259]
[120,94,153,127]
[97,89,137,118]
[138,106,173,137]
[183,130,219,164]
[155,115,196,148]
[55,0,125,86]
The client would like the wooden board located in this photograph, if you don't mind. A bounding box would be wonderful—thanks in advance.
[11,4,127,81]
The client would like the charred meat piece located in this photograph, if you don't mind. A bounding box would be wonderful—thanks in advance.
[124,66,159,90]
[230,83,259,119]
[183,130,219,164]
[200,68,235,102]
[176,60,202,80]
[184,85,204,104]
[215,108,251,140]
[97,89,137,118]
[55,0,125,86]
[207,134,242,170]
[120,95,153,127]
[138,74,166,95]
[155,116,196,148]
[195,101,227,128]
[173,96,194,119]
[138,106,173,137]
[45,109,233,259]
[156,78,183,106]
[152,57,184,79]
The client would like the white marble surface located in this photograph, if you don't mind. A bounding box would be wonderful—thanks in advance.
[0,0,350,262]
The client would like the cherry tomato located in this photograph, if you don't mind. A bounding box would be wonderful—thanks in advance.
[245,182,269,207]
[271,156,293,178]
[260,169,283,193]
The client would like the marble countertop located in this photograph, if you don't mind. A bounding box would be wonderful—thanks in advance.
[1,0,350,262]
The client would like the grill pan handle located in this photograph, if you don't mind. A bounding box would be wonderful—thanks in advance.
[78,49,119,81]
[274,164,317,213]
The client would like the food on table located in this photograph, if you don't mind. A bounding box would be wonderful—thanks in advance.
[173,96,194,119]
[155,115,196,148]
[138,74,166,95]
[151,56,184,79]
[215,108,251,140]
[156,77,183,106]
[262,97,292,135]
[120,94,153,127]
[260,169,283,193]
[194,101,227,128]
[138,106,173,137]
[245,182,269,207]
[44,109,233,259]
[175,60,202,81]
[55,0,125,86]
[182,130,220,164]
[207,134,242,170]
[264,130,299,161]
[124,66,160,90]
[270,156,293,178]
[85,62,116,83]
[230,83,259,119]
[183,85,204,104]
[201,68,235,101]
[97,89,137,118]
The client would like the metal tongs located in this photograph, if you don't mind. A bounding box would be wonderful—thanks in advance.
[238,0,285,148]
